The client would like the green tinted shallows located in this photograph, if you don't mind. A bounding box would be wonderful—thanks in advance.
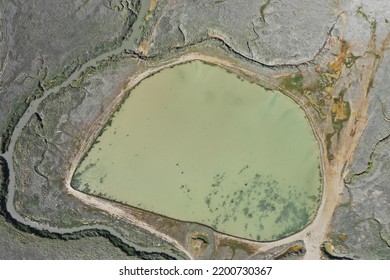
[72,61,322,241]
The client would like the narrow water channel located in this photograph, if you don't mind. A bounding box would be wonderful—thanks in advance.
[73,61,322,241]
[0,0,174,256]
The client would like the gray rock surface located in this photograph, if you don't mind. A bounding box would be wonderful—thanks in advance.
[147,0,337,66]
[0,216,137,259]
[2,0,390,260]
[330,136,390,259]
[11,53,185,258]
[0,0,139,153]
[348,50,390,175]
[328,2,390,257]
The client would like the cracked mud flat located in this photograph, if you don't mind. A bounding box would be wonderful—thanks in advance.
[1,0,390,259]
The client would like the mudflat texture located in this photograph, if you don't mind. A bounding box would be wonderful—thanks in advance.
[0,216,136,260]
[1,155,136,260]
[325,0,390,259]
[330,138,390,259]
[12,57,138,226]
[2,0,390,260]
[145,0,337,65]
[12,55,182,254]
[328,49,390,259]
[0,0,139,153]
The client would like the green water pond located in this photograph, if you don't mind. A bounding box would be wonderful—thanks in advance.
[72,61,322,241]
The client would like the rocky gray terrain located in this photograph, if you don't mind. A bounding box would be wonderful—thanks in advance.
[325,49,390,259]
[1,0,390,259]
[144,0,337,66]
[0,0,139,153]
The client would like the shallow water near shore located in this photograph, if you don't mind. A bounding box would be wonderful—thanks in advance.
[72,61,322,241]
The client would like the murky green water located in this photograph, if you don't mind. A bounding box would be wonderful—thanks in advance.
[72,61,322,241]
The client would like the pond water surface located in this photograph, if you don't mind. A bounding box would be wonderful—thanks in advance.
[72,61,322,241]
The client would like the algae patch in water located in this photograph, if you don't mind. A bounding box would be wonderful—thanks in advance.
[72,61,322,241]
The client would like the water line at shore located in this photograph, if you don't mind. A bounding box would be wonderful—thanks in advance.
[0,0,184,258]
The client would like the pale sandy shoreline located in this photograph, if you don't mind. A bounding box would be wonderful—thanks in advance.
[63,52,344,259]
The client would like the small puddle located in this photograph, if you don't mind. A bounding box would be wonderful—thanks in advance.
[72,61,322,241]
